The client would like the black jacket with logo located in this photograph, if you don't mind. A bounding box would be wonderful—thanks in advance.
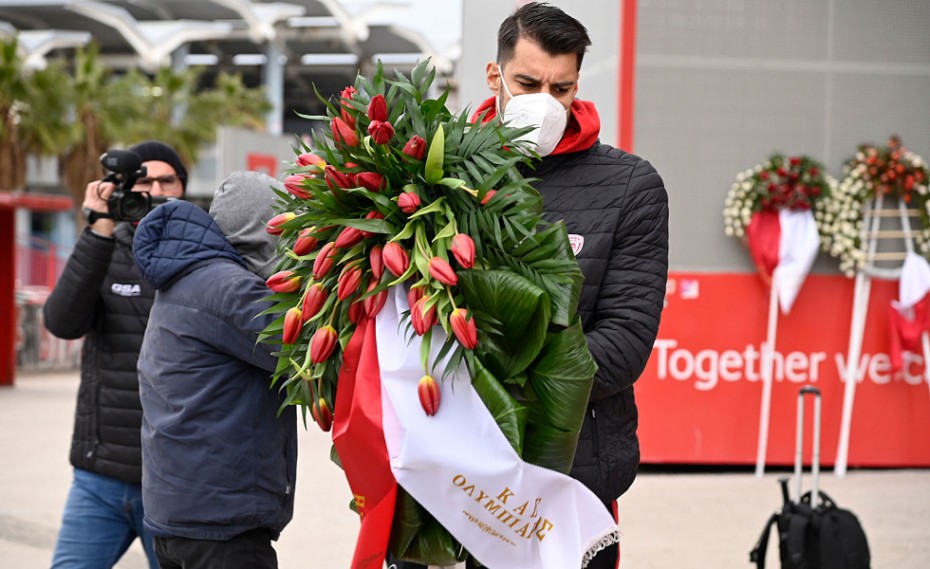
[531,142,669,502]
[44,224,153,483]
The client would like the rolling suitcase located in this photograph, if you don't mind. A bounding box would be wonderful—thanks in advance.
[749,386,871,569]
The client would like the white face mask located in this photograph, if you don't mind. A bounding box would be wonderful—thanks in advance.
[496,65,569,157]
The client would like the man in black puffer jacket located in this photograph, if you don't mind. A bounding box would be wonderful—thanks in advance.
[474,4,669,568]
[44,140,186,569]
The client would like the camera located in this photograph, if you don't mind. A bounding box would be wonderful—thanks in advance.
[87,149,171,223]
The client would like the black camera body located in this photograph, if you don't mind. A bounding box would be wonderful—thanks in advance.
[92,149,169,223]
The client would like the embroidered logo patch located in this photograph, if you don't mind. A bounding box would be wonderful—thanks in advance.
[568,234,584,256]
[111,283,141,297]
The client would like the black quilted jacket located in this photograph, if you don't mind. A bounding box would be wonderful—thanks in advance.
[530,142,669,502]
[43,224,153,483]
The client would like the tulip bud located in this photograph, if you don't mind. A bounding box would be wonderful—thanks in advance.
[266,212,296,235]
[356,172,385,193]
[334,226,364,249]
[368,120,395,145]
[301,283,328,322]
[339,86,358,129]
[418,375,441,416]
[428,257,458,287]
[296,152,326,169]
[347,300,364,324]
[266,270,302,293]
[324,165,354,191]
[411,296,436,336]
[480,189,497,205]
[283,307,303,344]
[369,245,384,280]
[361,211,384,238]
[313,242,339,279]
[363,280,388,318]
[402,135,427,160]
[284,174,313,200]
[383,242,410,277]
[407,285,425,311]
[397,191,421,214]
[451,233,475,269]
[337,265,363,301]
[312,397,334,432]
[450,308,477,350]
[310,325,338,364]
[293,227,319,256]
[331,117,358,147]
[367,93,388,122]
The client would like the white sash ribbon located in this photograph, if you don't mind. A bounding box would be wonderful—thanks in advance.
[376,288,619,569]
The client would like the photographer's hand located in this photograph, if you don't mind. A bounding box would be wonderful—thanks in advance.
[83,179,116,237]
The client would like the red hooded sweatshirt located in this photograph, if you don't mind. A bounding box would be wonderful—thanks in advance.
[470,96,601,156]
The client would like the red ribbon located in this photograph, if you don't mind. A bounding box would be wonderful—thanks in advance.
[332,317,398,569]
[746,209,781,285]
[888,294,930,371]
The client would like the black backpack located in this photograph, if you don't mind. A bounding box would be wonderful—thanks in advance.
[750,479,871,569]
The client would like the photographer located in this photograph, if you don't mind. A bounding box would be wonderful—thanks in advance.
[44,140,186,569]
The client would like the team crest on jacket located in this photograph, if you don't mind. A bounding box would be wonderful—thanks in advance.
[111,282,141,297]
[568,234,584,256]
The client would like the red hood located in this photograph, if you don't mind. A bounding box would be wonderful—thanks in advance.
[470,96,600,155]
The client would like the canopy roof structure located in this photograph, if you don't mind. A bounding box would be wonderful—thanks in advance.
[0,0,458,133]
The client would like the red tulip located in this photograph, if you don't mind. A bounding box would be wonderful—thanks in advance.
[480,189,497,205]
[339,86,358,129]
[370,245,384,280]
[337,265,363,301]
[410,296,436,336]
[282,307,303,344]
[312,242,339,279]
[266,270,302,293]
[361,211,384,238]
[356,171,385,192]
[367,93,388,122]
[398,191,421,214]
[334,226,364,249]
[407,285,425,311]
[310,325,338,363]
[312,397,333,432]
[450,308,477,349]
[296,152,326,169]
[293,227,319,256]
[428,257,458,286]
[363,280,388,318]
[301,283,328,322]
[266,212,296,235]
[451,233,475,269]
[284,174,312,199]
[325,165,354,191]
[383,242,410,277]
[347,300,364,324]
[402,135,427,160]
[331,117,358,147]
[368,120,395,145]
[418,375,441,416]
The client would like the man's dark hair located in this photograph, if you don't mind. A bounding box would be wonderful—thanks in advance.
[497,2,591,70]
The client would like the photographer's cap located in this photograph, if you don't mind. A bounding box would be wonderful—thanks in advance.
[129,140,188,192]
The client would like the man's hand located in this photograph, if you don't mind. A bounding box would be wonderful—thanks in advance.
[83,180,116,237]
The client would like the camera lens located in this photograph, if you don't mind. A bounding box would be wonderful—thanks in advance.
[120,192,151,221]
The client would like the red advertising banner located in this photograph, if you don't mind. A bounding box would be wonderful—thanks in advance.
[638,272,930,467]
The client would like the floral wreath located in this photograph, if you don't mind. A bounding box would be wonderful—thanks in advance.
[821,136,930,277]
[723,153,836,247]
[259,62,596,565]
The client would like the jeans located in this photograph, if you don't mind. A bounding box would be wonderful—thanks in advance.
[153,528,278,569]
[50,468,157,569]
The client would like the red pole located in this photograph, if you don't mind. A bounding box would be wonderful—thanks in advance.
[47,242,57,288]
[0,209,16,386]
[618,0,638,153]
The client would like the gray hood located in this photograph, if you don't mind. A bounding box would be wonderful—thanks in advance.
[209,170,282,279]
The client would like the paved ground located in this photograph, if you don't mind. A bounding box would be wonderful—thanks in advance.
[2,370,928,568]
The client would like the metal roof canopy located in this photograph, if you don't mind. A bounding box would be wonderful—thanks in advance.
[0,0,453,133]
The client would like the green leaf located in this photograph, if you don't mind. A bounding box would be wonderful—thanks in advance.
[470,358,527,454]
[424,124,445,184]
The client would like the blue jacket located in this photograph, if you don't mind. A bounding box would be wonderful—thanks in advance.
[133,200,297,540]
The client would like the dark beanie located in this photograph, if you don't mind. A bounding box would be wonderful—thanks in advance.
[129,140,188,191]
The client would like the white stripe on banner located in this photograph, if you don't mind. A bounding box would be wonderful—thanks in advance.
[776,209,820,314]
[377,288,619,569]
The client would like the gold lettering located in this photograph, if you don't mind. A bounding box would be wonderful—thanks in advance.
[513,500,529,515]
[461,484,476,498]
[516,522,532,538]
[475,489,489,504]
[497,487,515,505]
[530,498,541,518]
[484,500,502,515]
[496,510,515,525]
[535,519,554,541]
[452,474,467,487]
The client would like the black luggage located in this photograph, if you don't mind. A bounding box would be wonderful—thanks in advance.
[749,386,871,569]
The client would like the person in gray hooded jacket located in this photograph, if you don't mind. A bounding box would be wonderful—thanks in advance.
[132,171,296,569]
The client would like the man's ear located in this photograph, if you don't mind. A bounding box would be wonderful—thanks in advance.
[485,61,501,96]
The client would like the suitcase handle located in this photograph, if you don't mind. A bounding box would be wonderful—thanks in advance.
[795,386,822,508]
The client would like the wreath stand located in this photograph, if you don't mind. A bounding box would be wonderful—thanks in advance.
[834,193,929,476]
